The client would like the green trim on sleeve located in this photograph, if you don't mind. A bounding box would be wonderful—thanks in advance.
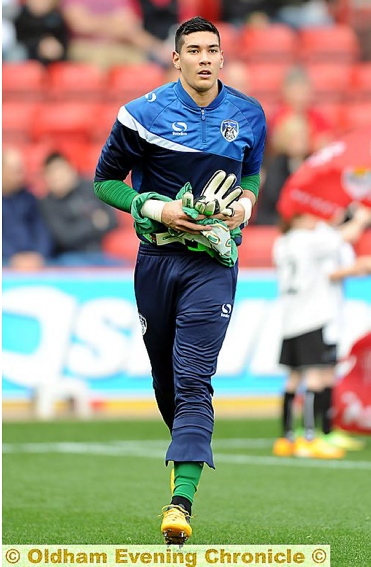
[94,180,138,213]
[241,174,261,198]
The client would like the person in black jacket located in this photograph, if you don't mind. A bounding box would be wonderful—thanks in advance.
[14,0,68,65]
[40,152,123,266]
[2,147,54,270]
[137,0,179,41]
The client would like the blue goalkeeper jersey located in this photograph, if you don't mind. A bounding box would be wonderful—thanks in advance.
[95,79,266,199]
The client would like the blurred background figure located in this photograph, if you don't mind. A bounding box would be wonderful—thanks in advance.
[136,0,179,41]
[220,0,279,27]
[2,0,24,61]
[277,0,334,29]
[269,66,333,154]
[14,0,69,66]
[60,0,173,69]
[272,206,371,458]
[255,115,310,225]
[2,147,54,270]
[39,152,123,266]
[220,0,333,28]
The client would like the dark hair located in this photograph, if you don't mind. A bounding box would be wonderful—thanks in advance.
[174,16,220,53]
[43,151,68,168]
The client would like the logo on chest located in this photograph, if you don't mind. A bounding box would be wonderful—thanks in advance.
[172,122,188,136]
[221,120,239,142]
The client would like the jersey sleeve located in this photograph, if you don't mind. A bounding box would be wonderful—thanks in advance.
[242,107,267,178]
[94,106,147,182]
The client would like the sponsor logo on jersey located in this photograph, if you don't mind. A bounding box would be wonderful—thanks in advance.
[221,303,232,318]
[145,92,156,102]
[138,313,147,335]
[172,122,188,136]
[221,120,239,142]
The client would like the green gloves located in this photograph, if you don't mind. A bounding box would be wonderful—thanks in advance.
[130,184,240,267]
[175,184,240,267]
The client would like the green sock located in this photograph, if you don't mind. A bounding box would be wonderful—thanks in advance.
[173,462,204,504]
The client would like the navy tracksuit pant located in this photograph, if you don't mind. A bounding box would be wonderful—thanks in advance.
[134,244,238,468]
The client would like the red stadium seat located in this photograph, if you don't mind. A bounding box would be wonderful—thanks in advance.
[2,101,39,144]
[341,101,371,133]
[351,63,371,101]
[298,25,360,64]
[56,141,103,177]
[306,63,353,102]
[47,62,107,102]
[91,103,120,142]
[107,64,166,103]
[214,22,239,60]
[238,226,279,268]
[312,102,346,135]
[245,63,290,103]
[239,25,298,64]
[31,102,99,144]
[2,61,48,102]
[102,227,139,265]
[178,0,221,21]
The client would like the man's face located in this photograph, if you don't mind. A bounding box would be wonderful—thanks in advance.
[2,149,25,195]
[43,158,77,197]
[173,31,223,95]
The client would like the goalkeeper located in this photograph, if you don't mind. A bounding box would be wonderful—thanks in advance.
[94,16,266,545]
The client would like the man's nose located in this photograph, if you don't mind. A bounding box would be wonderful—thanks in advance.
[199,50,211,64]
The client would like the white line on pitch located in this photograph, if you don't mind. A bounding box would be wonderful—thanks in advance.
[3,440,371,470]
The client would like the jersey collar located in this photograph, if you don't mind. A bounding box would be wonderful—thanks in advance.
[174,79,227,110]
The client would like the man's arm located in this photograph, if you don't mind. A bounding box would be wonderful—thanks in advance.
[330,256,371,281]
[94,180,138,213]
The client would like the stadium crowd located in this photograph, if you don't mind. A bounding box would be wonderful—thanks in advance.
[3,0,371,268]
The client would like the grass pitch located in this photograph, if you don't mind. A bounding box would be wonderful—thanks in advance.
[2,417,371,566]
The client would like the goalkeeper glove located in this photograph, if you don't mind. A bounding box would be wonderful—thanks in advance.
[193,170,243,216]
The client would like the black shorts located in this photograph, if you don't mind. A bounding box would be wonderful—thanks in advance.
[279,327,337,370]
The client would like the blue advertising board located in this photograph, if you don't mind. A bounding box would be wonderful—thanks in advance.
[2,270,371,401]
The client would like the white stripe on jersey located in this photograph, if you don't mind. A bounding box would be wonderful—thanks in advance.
[118,106,200,153]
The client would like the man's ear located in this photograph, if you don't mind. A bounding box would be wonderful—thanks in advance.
[220,51,224,69]
[173,51,180,70]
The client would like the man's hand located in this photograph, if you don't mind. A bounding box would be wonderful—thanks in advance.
[9,252,46,271]
[161,200,211,234]
[194,170,243,216]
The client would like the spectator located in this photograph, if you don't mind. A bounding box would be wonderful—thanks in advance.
[39,152,122,266]
[277,0,334,30]
[14,0,69,66]
[136,0,179,41]
[60,0,172,69]
[269,66,334,154]
[2,147,54,270]
[2,0,26,61]
[255,115,310,225]
[220,0,281,27]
